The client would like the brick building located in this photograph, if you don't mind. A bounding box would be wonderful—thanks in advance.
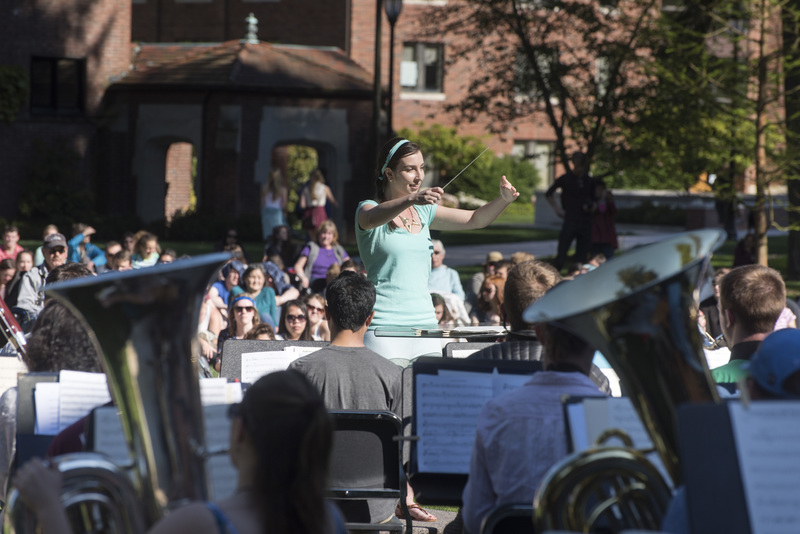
[0,0,559,230]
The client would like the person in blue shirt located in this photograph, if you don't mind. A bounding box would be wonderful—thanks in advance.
[67,224,106,273]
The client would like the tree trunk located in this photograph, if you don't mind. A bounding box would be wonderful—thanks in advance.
[754,0,769,266]
[784,0,800,280]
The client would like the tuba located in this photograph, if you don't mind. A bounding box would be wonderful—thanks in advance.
[4,253,230,533]
[523,229,726,486]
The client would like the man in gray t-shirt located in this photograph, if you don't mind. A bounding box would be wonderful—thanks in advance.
[289,271,436,524]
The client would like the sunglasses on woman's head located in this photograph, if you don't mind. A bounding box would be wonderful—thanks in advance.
[286,314,307,323]
[307,305,324,313]
[234,306,255,313]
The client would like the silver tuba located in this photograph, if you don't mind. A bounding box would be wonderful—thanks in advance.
[4,253,230,533]
[523,229,726,485]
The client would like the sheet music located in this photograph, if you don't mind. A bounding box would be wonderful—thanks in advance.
[491,370,532,396]
[283,346,321,356]
[451,349,480,359]
[729,401,800,534]
[415,373,493,474]
[34,382,60,435]
[240,351,301,384]
[566,402,589,451]
[572,397,668,486]
[58,371,112,432]
[200,378,229,406]
[92,406,129,464]
[90,403,239,500]
[0,358,27,397]
[203,404,237,500]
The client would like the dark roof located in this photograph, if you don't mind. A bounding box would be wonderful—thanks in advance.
[116,40,373,94]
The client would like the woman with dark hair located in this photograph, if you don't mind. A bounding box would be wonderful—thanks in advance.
[13,370,344,534]
[276,299,312,341]
[301,168,338,241]
[357,137,518,358]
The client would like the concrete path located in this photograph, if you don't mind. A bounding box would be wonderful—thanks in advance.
[442,224,683,268]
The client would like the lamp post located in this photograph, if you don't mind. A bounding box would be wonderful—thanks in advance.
[385,0,403,138]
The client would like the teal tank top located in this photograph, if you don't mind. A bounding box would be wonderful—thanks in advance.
[356,200,438,328]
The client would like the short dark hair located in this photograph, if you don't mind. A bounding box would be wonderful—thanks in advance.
[325,271,376,332]
[3,225,19,235]
[25,301,102,373]
[46,263,93,285]
[719,265,785,336]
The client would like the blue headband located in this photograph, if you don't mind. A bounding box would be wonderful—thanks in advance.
[380,139,411,179]
[232,295,256,307]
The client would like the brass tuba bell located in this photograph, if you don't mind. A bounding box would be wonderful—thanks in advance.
[523,229,726,485]
[4,253,230,533]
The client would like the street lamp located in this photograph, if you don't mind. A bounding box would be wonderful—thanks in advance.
[385,0,403,138]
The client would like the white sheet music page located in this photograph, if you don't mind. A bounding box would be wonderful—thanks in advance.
[34,382,60,435]
[415,373,493,474]
[200,378,229,406]
[240,351,301,384]
[0,358,27,397]
[57,371,112,432]
[204,404,237,500]
[491,368,533,396]
[729,401,800,534]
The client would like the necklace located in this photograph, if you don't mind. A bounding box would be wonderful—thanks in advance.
[399,209,420,231]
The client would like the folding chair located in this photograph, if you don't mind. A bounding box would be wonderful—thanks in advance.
[479,503,535,534]
[327,410,412,534]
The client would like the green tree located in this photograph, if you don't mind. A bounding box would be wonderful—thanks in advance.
[0,65,27,122]
[285,145,318,228]
[423,0,663,176]
[398,122,539,202]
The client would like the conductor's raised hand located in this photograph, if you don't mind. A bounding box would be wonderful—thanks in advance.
[499,176,519,202]
[410,187,443,206]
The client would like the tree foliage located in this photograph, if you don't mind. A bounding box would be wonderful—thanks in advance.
[423,0,661,174]
[0,65,27,122]
[398,122,540,203]
[18,139,95,225]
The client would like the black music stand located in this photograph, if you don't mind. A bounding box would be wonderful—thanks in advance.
[407,356,540,506]
[219,339,328,381]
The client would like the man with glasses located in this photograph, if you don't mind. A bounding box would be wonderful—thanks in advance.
[14,233,70,330]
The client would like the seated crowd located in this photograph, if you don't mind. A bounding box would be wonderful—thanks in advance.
[1,220,799,534]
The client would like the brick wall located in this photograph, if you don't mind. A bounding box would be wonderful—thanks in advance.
[0,0,131,219]
[164,141,194,221]
[131,0,347,47]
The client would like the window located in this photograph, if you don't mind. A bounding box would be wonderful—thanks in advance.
[513,140,556,188]
[30,57,85,114]
[595,56,613,98]
[401,43,444,93]
[514,49,555,103]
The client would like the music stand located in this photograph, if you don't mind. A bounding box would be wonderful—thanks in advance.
[407,356,540,505]
[219,339,329,381]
